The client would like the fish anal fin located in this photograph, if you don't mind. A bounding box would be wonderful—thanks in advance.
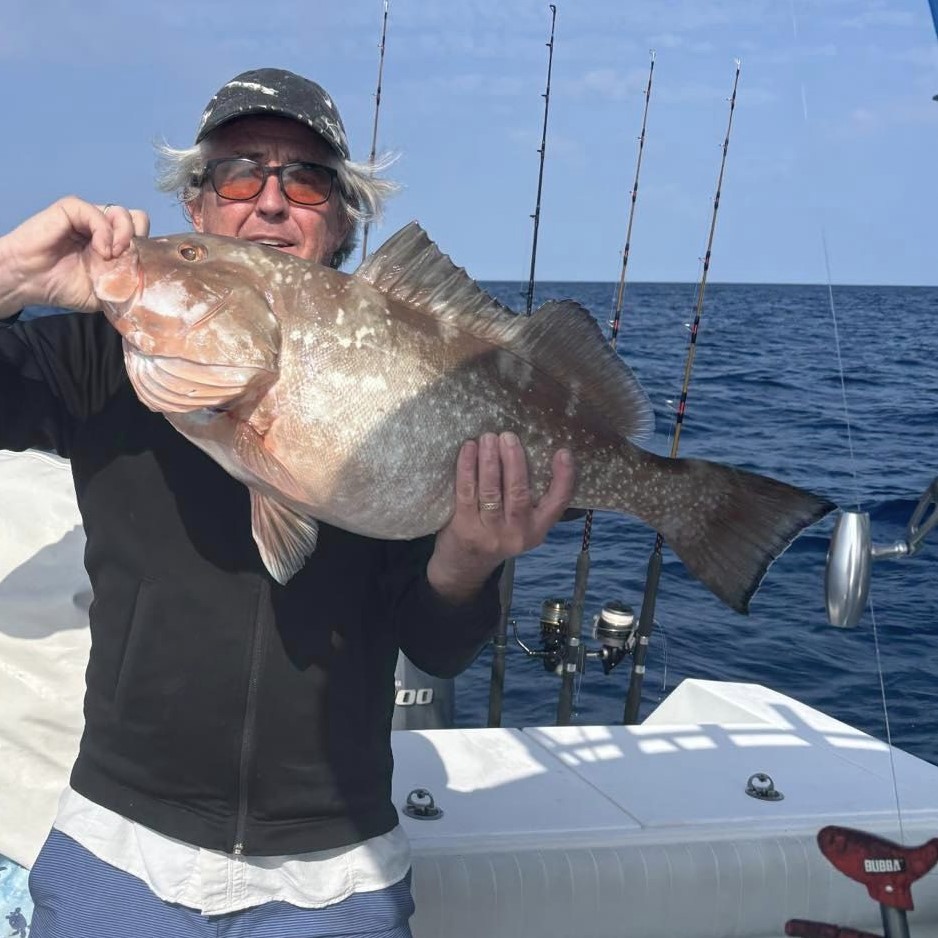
[250,490,320,585]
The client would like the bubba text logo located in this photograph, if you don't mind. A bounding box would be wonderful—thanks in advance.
[863,858,905,874]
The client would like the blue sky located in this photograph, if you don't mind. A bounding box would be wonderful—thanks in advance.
[4,0,936,284]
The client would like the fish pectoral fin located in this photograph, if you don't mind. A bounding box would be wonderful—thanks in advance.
[234,424,307,504]
[236,424,316,583]
[250,491,320,585]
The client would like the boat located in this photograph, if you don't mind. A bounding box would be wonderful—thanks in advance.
[2,448,936,936]
[3,5,937,933]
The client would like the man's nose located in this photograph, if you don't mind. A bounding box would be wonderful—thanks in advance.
[254,169,289,215]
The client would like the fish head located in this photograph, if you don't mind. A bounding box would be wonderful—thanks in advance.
[85,233,283,413]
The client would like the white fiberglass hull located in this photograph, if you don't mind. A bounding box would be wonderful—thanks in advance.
[394,681,938,938]
[2,449,937,936]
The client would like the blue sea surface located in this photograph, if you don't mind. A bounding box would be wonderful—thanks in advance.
[456,281,938,766]
[22,283,938,768]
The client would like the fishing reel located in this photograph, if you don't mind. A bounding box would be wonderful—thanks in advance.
[513,597,638,676]
[825,477,937,628]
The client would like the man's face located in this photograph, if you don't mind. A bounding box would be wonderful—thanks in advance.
[188,115,350,264]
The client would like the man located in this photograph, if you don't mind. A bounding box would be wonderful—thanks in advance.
[0,68,575,936]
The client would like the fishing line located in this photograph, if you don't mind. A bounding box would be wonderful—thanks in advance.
[788,0,905,842]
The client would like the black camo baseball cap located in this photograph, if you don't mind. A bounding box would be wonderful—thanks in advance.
[195,67,350,159]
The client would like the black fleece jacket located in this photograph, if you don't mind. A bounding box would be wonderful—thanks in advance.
[0,311,500,855]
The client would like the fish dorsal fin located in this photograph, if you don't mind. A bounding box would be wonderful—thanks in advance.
[355,221,514,323]
[517,300,655,443]
[356,223,654,443]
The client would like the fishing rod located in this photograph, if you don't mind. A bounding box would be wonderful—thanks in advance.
[931,0,938,98]
[555,50,657,726]
[622,60,741,726]
[360,0,391,261]
[609,51,656,349]
[488,3,558,728]
[523,3,557,316]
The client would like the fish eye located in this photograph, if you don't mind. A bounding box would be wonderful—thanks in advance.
[178,243,206,262]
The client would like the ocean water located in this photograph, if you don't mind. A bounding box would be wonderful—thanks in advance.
[455,281,938,767]
[21,284,938,767]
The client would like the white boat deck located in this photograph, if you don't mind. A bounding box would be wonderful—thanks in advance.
[393,681,938,938]
[2,449,937,937]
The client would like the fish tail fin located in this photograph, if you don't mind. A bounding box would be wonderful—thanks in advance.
[639,455,835,613]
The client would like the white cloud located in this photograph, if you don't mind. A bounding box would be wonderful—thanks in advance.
[560,67,650,101]
[827,95,937,139]
[838,7,919,29]
[648,33,716,55]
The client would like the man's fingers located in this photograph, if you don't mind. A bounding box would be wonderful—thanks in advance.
[104,205,145,257]
[130,209,150,238]
[500,432,532,520]
[450,436,574,547]
[532,448,576,536]
[477,433,503,513]
[87,203,149,258]
[453,439,480,512]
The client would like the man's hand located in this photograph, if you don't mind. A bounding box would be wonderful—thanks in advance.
[0,197,149,318]
[427,432,576,604]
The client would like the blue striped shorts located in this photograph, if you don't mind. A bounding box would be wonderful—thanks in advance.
[28,829,415,938]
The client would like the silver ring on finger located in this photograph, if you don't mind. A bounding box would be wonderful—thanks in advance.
[479,499,502,512]
[102,203,115,215]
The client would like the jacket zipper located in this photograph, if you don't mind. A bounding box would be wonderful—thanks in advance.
[233,579,270,855]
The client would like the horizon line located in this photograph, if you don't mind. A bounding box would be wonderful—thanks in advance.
[478,279,938,289]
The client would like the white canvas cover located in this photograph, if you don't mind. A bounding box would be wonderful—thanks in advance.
[0,450,90,867]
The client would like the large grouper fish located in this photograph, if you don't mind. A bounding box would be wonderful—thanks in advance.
[85,222,835,611]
